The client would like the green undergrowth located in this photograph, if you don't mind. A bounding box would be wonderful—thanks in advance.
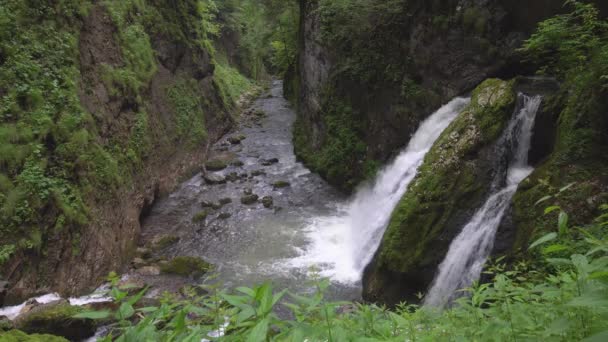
[213,57,253,110]
[64,204,608,341]
[168,78,208,148]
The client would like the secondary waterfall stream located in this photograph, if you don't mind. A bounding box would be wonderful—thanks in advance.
[424,94,542,307]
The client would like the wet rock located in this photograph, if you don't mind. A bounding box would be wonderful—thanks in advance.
[0,280,8,307]
[228,136,244,144]
[14,300,96,341]
[261,158,279,166]
[136,265,161,276]
[0,329,68,341]
[211,202,222,210]
[240,194,259,205]
[231,159,244,167]
[135,247,151,259]
[19,299,41,316]
[218,212,232,219]
[201,200,216,208]
[150,234,179,250]
[226,172,239,182]
[203,173,226,185]
[272,180,290,189]
[254,109,266,117]
[239,172,248,179]
[118,278,147,295]
[243,188,253,195]
[219,197,232,205]
[205,159,228,171]
[262,196,274,208]
[0,315,13,331]
[251,169,266,177]
[192,210,209,222]
[131,258,146,269]
[160,256,212,277]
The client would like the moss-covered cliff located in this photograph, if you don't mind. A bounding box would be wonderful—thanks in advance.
[0,0,251,303]
[362,79,517,305]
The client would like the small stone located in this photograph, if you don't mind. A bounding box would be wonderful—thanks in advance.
[137,265,161,276]
[136,247,151,259]
[203,173,226,185]
[218,212,231,219]
[201,200,215,208]
[160,256,212,277]
[228,136,242,144]
[262,196,273,208]
[226,172,239,182]
[231,159,244,167]
[272,180,291,189]
[243,188,253,195]
[219,198,232,205]
[240,194,259,205]
[251,170,266,177]
[261,158,279,166]
[205,159,228,171]
[132,258,146,268]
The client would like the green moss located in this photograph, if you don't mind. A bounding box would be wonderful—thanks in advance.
[375,79,516,273]
[0,330,68,342]
[213,59,253,110]
[160,256,211,277]
[167,78,208,148]
[272,181,290,188]
[192,210,209,223]
[206,159,227,171]
[151,235,180,250]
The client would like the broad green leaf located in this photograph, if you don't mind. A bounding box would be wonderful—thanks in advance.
[73,310,111,319]
[542,244,569,254]
[116,302,135,320]
[535,195,553,206]
[558,211,569,236]
[529,232,557,250]
[544,205,561,214]
[246,317,269,342]
[236,286,256,297]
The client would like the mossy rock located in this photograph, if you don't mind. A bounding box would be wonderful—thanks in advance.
[14,301,95,341]
[262,196,274,208]
[160,256,212,277]
[272,181,291,189]
[150,235,180,250]
[218,212,231,219]
[0,330,68,342]
[206,159,228,171]
[363,78,517,305]
[192,210,209,222]
[219,198,232,205]
[240,194,259,205]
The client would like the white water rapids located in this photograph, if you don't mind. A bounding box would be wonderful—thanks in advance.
[424,94,542,307]
[287,97,470,282]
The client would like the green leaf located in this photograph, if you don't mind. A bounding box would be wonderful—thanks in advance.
[246,317,269,342]
[116,302,135,320]
[558,182,576,193]
[236,286,256,297]
[535,195,553,206]
[73,310,111,319]
[544,205,561,215]
[137,306,159,313]
[529,232,557,250]
[583,330,608,342]
[542,244,569,254]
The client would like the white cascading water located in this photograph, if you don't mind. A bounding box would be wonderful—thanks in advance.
[424,94,542,307]
[288,97,470,282]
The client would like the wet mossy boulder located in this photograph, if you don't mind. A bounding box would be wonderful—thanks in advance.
[363,79,517,306]
[0,330,68,342]
[150,234,180,251]
[241,194,259,205]
[14,301,96,341]
[206,159,228,171]
[272,180,290,189]
[192,210,209,222]
[160,256,212,277]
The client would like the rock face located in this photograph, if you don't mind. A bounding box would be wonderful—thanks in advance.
[0,2,233,303]
[288,0,587,192]
[363,79,517,305]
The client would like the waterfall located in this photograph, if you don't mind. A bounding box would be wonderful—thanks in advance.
[424,94,542,307]
[288,97,470,282]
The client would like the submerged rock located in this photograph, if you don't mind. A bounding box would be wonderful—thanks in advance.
[218,212,232,219]
[228,136,245,144]
[192,210,209,223]
[231,159,245,167]
[262,196,274,208]
[150,234,180,251]
[240,194,259,205]
[226,172,239,182]
[251,169,266,177]
[14,300,96,341]
[219,197,232,205]
[160,256,212,277]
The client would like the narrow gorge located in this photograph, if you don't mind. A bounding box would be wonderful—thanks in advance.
[1,0,607,341]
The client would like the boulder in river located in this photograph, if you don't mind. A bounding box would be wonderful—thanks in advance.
[262,196,274,208]
[0,315,13,331]
[160,256,212,277]
[228,136,245,144]
[272,180,290,189]
[261,158,279,166]
[226,172,239,182]
[192,210,209,223]
[203,173,226,185]
[218,212,232,219]
[251,170,266,177]
[231,159,244,167]
[219,197,232,205]
[205,159,228,171]
[243,188,253,195]
[14,300,96,341]
[240,194,259,205]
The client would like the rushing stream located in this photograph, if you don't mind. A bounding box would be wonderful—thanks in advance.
[425,94,542,307]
